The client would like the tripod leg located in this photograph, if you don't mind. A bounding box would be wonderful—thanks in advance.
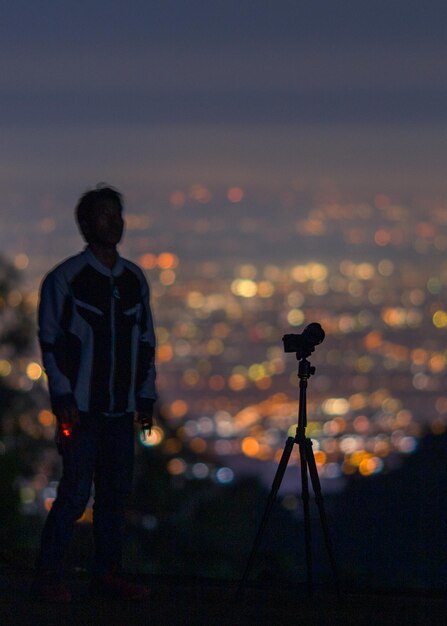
[237,436,295,595]
[304,438,341,599]
[299,438,313,598]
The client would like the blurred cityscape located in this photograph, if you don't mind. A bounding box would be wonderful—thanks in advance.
[1,183,447,524]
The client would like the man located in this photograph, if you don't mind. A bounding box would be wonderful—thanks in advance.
[34,185,156,602]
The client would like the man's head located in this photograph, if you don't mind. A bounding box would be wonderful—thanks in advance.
[75,185,124,247]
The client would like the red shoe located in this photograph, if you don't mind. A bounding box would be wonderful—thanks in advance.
[32,579,72,603]
[90,574,150,601]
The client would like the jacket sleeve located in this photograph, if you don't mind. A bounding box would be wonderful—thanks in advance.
[38,270,76,413]
[136,271,157,411]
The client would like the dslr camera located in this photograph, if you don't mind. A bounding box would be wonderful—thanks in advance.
[282,322,325,358]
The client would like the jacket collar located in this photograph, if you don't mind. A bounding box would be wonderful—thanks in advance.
[83,246,124,277]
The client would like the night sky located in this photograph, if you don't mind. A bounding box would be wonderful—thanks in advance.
[2,1,447,206]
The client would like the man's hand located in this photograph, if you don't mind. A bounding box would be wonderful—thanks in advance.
[55,403,79,437]
[136,407,154,436]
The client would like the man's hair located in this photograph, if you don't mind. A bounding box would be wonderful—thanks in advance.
[75,185,123,241]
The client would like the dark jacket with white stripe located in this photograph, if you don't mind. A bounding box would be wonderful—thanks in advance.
[38,247,157,415]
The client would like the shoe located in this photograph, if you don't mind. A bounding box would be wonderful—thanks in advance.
[32,578,72,603]
[90,573,150,601]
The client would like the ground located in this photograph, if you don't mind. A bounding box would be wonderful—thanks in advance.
[0,563,445,626]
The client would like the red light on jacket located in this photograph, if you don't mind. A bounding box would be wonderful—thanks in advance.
[61,424,71,437]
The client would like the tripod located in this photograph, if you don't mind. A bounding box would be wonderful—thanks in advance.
[238,353,340,598]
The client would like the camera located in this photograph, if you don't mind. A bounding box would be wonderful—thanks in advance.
[282,322,325,358]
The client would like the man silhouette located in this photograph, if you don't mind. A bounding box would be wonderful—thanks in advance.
[34,185,156,601]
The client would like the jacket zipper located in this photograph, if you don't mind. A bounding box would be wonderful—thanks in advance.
[109,276,116,412]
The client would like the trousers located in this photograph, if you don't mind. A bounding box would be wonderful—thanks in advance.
[36,412,135,578]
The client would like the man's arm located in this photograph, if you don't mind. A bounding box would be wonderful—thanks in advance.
[135,270,157,426]
[39,270,79,427]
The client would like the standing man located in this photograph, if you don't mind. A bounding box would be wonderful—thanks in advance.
[34,185,156,601]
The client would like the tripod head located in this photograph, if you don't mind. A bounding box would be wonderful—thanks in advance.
[298,357,315,379]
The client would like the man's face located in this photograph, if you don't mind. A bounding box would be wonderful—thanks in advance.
[83,200,124,247]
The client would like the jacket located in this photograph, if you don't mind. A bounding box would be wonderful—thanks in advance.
[38,247,157,415]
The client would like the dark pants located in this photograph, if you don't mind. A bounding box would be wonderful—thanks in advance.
[36,412,135,579]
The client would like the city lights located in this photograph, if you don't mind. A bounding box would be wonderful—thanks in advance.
[5,183,447,527]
